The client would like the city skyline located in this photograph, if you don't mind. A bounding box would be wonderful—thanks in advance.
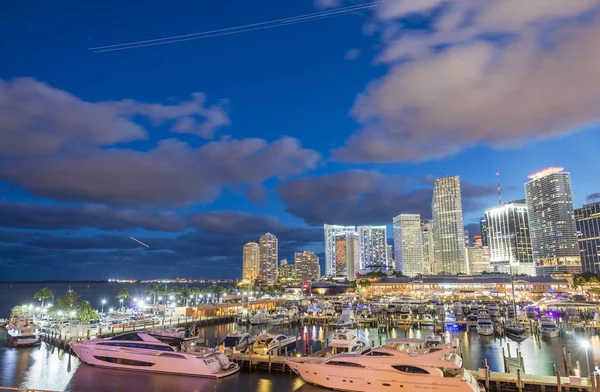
[1,1,600,280]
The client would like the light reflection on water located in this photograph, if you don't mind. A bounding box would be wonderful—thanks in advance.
[1,324,599,391]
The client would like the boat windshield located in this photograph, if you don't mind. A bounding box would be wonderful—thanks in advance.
[223,336,240,347]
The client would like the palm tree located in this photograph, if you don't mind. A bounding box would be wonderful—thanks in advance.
[116,287,130,309]
[34,287,54,307]
[180,286,191,307]
[210,285,225,304]
[146,283,159,304]
[190,287,201,305]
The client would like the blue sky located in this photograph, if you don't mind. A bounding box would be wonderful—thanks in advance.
[1,0,599,280]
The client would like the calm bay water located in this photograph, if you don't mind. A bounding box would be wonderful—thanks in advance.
[1,283,600,391]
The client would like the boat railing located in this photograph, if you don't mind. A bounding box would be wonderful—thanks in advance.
[0,387,59,392]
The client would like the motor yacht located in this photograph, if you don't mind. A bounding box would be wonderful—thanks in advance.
[335,309,356,328]
[476,313,493,336]
[148,328,205,347]
[539,316,559,338]
[399,305,412,319]
[70,332,239,377]
[420,314,434,327]
[219,331,252,353]
[386,304,397,314]
[269,316,285,326]
[466,313,478,329]
[526,307,538,319]
[249,310,271,325]
[445,314,457,324]
[322,303,337,318]
[6,318,41,347]
[328,329,365,355]
[505,320,527,341]
[286,345,482,392]
[251,331,297,355]
[425,334,443,348]
[306,305,321,317]
[453,304,464,317]
[487,304,500,317]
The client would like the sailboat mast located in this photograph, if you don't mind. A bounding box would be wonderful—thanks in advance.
[510,265,517,320]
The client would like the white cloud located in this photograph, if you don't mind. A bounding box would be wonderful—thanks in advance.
[314,0,342,9]
[334,0,600,162]
[344,48,361,60]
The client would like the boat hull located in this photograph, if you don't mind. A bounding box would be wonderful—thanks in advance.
[540,329,559,338]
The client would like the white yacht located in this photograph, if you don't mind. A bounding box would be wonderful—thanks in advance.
[505,321,527,341]
[335,309,356,328]
[306,305,321,317]
[249,310,271,325]
[219,331,252,353]
[286,345,482,392]
[466,313,478,329]
[328,330,365,355]
[420,314,434,327]
[487,304,500,317]
[148,328,205,347]
[251,331,297,355]
[538,316,559,338]
[386,304,396,314]
[322,303,337,317]
[425,334,443,348]
[70,332,239,377]
[6,318,41,347]
[476,313,493,336]
[399,305,412,319]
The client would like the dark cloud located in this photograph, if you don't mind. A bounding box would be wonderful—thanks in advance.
[0,201,184,232]
[0,137,321,207]
[586,192,600,203]
[277,170,497,225]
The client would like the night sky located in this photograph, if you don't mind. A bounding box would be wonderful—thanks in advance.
[1,0,599,281]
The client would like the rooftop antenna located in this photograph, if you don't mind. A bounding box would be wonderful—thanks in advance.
[496,172,502,205]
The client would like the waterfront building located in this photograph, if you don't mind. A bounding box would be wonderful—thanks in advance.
[575,201,600,274]
[432,175,466,274]
[358,225,388,271]
[393,214,423,276]
[278,259,297,283]
[480,217,489,246]
[242,242,260,283]
[295,250,320,282]
[323,224,356,276]
[259,233,278,285]
[466,246,491,274]
[485,200,535,275]
[525,168,581,275]
[421,220,435,275]
[361,274,569,298]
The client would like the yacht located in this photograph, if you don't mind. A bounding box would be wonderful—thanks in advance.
[399,305,412,319]
[445,314,457,324]
[420,314,434,327]
[219,331,252,353]
[539,316,559,338]
[251,331,297,355]
[70,332,239,377]
[335,309,356,328]
[526,307,538,319]
[505,321,527,341]
[425,334,443,348]
[476,313,493,336]
[148,328,205,347]
[306,305,321,317]
[453,304,464,317]
[328,330,365,355]
[386,304,397,314]
[6,318,41,347]
[286,345,482,392]
[322,303,337,318]
[487,304,500,317]
[466,313,478,329]
[249,310,271,325]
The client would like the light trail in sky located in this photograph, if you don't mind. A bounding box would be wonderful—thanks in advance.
[89,2,378,53]
[130,236,150,248]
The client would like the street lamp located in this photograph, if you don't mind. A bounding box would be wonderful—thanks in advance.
[101,299,106,313]
[120,298,124,310]
[108,307,114,313]
[582,340,592,380]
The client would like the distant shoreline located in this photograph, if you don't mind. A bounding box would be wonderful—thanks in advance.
[0,280,112,284]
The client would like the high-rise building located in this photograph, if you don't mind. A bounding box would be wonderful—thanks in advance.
[485,200,535,275]
[466,246,491,274]
[464,229,470,247]
[259,233,278,285]
[525,168,581,275]
[474,235,483,247]
[432,176,466,274]
[335,236,348,277]
[295,250,320,282]
[358,225,388,271]
[323,224,356,276]
[393,214,423,276]
[278,259,296,283]
[387,244,394,271]
[340,232,360,281]
[480,217,489,247]
[421,220,435,274]
[575,201,600,274]
[242,242,260,282]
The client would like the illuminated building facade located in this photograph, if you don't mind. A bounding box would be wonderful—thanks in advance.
[421,220,435,274]
[324,224,355,276]
[295,250,320,282]
[575,201,600,274]
[358,225,388,271]
[259,233,278,285]
[393,214,423,276]
[242,242,260,282]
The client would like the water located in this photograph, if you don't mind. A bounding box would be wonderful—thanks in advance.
[2,283,600,391]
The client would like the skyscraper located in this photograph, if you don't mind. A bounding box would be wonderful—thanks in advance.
[358,225,388,270]
[432,176,466,274]
[333,232,360,280]
[278,259,297,283]
[394,214,423,276]
[525,168,581,275]
[421,220,435,275]
[466,246,491,274]
[323,224,355,276]
[575,201,600,274]
[295,250,320,282]
[242,242,260,282]
[485,200,535,275]
[387,244,394,270]
[334,235,348,277]
[480,217,489,247]
[259,233,278,285]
